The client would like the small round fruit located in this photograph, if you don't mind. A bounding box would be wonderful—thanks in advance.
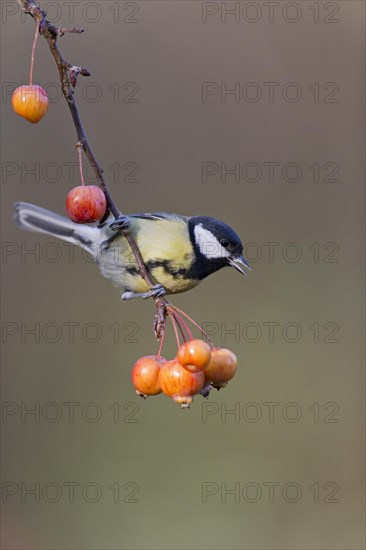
[66,185,107,223]
[12,85,49,123]
[204,348,238,388]
[177,339,211,372]
[132,355,166,397]
[159,359,205,407]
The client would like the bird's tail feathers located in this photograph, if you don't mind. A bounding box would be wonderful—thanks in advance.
[13,202,108,257]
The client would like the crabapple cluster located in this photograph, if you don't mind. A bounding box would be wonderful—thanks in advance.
[132,339,238,409]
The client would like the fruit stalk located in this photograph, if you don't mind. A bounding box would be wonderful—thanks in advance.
[29,19,39,86]
[76,142,85,187]
[168,305,214,344]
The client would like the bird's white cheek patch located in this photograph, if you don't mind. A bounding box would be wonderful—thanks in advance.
[194,224,230,259]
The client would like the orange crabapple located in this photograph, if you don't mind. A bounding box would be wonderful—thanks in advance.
[204,348,238,389]
[159,358,205,408]
[176,338,212,373]
[132,355,167,397]
[12,85,49,123]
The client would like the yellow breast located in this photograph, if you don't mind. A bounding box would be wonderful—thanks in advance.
[99,217,199,294]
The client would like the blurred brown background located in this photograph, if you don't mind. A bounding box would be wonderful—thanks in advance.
[1,1,365,549]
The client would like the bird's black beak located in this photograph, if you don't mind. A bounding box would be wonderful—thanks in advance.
[228,255,251,276]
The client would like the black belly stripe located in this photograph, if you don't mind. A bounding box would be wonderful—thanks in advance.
[124,260,191,279]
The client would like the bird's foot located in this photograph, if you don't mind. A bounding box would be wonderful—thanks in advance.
[122,284,167,301]
[145,284,167,299]
[110,216,130,231]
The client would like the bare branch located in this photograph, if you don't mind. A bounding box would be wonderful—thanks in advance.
[16,0,164,321]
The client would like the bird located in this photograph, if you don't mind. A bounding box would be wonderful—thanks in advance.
[14,202,250,300]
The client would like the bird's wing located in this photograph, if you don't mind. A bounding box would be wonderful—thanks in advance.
[129,212,191,222]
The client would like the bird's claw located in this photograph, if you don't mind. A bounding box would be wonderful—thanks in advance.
[122,284,166,301]
[110,216,130,231]
[142,284,166,299]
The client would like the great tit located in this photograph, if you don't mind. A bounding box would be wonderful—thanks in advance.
[14,202,250,299]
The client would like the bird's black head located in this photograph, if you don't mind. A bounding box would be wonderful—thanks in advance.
[188,216,250,280]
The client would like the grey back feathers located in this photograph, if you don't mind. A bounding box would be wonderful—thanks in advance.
[129,212,190,223]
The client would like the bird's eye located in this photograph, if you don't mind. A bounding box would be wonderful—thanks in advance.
[221,238,230,248]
